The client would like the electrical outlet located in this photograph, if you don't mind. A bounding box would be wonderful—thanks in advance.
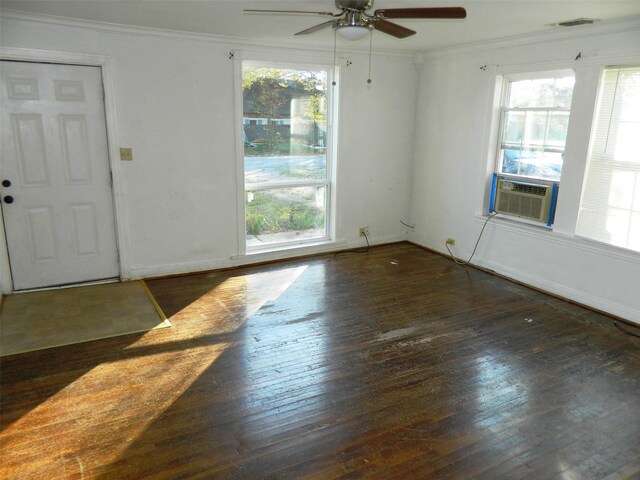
[119,147,133,161]
[446,238,455,246]
[359,226,369,237]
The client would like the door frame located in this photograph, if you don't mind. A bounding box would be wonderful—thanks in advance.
[0,47,130,293]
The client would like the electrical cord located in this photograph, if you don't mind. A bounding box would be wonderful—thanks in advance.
[443,218,639,339]
[400,220,415,229]
[442,215,638,337]
[363,231,370,249]
[445,213,497,266]
[614,321,640,339]
[334,231,370,258]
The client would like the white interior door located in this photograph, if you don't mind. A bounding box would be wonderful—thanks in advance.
[0,61,119,290]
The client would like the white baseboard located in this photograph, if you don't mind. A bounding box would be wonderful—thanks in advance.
[127,234,406,280]
[471,256,640,324]
[409,229,640,324]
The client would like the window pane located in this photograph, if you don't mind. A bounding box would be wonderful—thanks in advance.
[503,111,524,144]
[246,186,326,247]
[243,66,327,183]
[500,148,562,180]
[524,111,548,145]
[615,122,640,163]
[552,76,576,108]
[509,76,575,108]
[547,112,570,146]
[631,212,640,251]
[245,154,326,184]
[501,111,569,151]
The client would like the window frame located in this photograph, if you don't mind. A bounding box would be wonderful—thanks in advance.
[494,69,575,184]
[575,65,640,253]
[234,53,338,255]
[481,55,640,259]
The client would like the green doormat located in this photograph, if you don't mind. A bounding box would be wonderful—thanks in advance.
[0,281,170,356]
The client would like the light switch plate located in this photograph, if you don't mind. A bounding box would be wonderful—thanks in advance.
[120,147,133,161]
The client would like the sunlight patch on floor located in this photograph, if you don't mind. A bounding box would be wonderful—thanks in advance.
[0,342,229,478]
[128,265,309,348]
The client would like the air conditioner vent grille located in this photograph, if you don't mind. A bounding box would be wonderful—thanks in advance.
[497,193,545,220]
[508,183,548,196]
[494,178,553,222]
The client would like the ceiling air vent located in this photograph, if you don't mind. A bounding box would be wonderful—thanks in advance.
[553,18,599,27]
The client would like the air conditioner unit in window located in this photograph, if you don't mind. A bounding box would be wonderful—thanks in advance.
[489,174,559,226]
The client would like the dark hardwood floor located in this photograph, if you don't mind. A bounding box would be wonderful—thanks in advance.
[1,243,639,479]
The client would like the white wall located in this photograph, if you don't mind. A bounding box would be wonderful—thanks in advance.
[409,22,640,322]
[0,13,417,283]
[3,11,638,323]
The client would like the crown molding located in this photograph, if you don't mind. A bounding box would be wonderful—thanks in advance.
[0,9,415,59]
[2,8,638,61]
[422,15,640,58]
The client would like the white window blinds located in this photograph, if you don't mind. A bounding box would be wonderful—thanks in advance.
[575,66,640,252]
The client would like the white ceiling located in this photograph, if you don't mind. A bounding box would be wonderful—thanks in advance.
[2,0,640,53]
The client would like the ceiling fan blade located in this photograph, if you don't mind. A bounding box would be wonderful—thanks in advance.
[244,9,337,17]
[372,19,416,38]
[295,20,338,36]
[374,7,467,19]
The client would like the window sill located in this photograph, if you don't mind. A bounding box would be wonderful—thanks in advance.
[230,238,347,265]
[488,212,553,229]
[475,214,640,264]
[246,236,334,255]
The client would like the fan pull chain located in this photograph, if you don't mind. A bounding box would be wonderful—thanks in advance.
[332,29,337,86]
[367,28,373,84]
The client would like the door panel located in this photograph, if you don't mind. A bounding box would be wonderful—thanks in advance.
[0,61,119,290]
[13,113,49,185]
[60,115,93,183]
[26,206,57,262]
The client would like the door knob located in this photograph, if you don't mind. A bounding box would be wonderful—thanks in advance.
[1,180,10,187]
[3,195,14,204]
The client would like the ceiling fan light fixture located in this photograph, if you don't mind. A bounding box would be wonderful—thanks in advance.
[248,1,467,40]
[335,25,371,40]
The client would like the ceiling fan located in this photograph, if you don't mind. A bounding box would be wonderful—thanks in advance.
[245,0,466,41]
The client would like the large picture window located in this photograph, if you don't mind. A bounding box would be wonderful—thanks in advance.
[496,72,575,181]
[242,62,333,250]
